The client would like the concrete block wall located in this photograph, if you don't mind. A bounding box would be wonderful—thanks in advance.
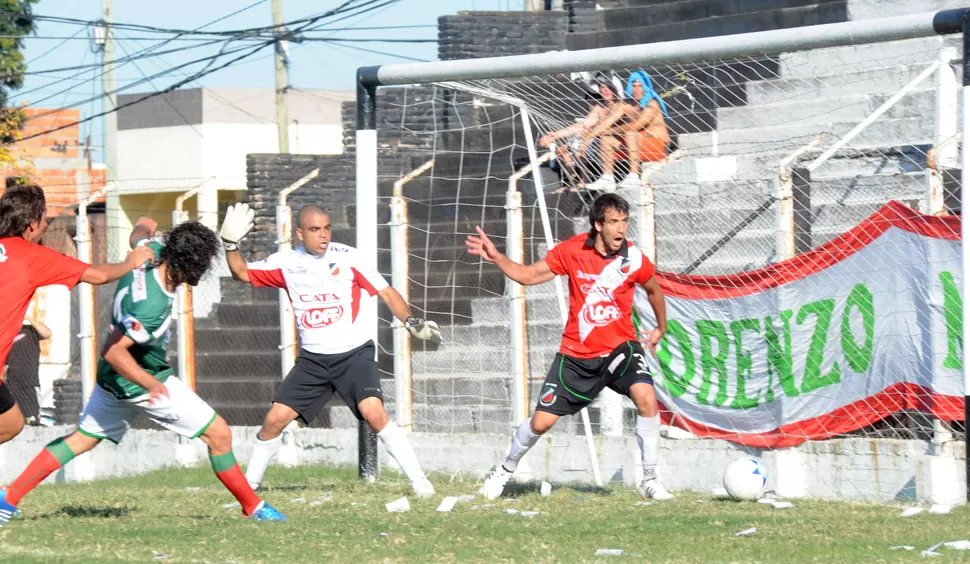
[438,11,568,61]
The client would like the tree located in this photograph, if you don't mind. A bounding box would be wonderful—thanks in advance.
[0,0,37,172]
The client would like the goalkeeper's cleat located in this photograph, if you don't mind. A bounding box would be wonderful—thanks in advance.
[0,489,20,528]
[482,466,513,501]
[248,500,287,522]
[411,478,436,498]
[586,174,617,192]
[638,477,673,500]
[617,173,642,190]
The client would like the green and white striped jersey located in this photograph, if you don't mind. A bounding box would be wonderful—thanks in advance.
[96,241,175,399]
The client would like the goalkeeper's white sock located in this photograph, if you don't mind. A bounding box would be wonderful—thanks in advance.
[378,421,427,482]
[503,418,542,472]
[636,414,661,479]
[245,434,283,490]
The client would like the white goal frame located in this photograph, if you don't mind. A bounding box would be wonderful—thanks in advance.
[354,9,970,497]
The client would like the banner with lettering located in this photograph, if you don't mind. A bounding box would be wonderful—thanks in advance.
[636,201,965,447]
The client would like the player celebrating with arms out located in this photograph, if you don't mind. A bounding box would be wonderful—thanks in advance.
[0,221,287,526]
[220,203,442,497]
[466,193,673,500]
[0,184,155,450]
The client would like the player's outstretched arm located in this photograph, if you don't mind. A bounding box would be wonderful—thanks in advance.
[79,246,156,285]
[128,216,157,249]
[220,203,256,284]
[378,287,442,344]
[639,275,668,357]
[465,226,556,286]
[101,328,169,404]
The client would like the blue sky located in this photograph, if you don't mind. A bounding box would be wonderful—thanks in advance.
[13,0,518,159]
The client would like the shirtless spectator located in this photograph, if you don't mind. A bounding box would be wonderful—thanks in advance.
[539,90,610,191]
[584,70,670,192]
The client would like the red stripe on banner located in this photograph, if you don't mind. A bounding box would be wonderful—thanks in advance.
[661,383,965,448]
[657,201,961,300]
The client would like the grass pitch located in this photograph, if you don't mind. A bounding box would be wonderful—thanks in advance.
[0,464,967,563]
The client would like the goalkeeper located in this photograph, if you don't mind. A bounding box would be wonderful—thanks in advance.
[0,220,286,525]
[221,203,442,498]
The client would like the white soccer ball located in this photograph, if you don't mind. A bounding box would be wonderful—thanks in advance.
[722,458,767,501]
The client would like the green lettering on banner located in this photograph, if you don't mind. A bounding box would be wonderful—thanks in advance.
[656,320,695,397]
[841,283,875,373]
[797,298,841,394]
[940,270,963,370]
[764,310,798,402]
[730,318,762,409]
[696,320,729,406]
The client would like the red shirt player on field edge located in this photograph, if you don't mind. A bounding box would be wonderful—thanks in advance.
[0,184,155,447]
[466,193,673,500]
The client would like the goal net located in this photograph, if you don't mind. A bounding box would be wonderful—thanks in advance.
[366,22,966,499]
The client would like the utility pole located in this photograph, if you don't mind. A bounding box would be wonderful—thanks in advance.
[101,0,122,260]
[273,0,289,153]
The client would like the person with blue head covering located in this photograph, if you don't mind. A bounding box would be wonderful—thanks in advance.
[582,69,671,192]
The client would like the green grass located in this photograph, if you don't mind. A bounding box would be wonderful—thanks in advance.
[0,464,967,563]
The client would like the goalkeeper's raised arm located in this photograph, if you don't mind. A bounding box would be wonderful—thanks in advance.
[465,226,557,286]
[219,203,256,284]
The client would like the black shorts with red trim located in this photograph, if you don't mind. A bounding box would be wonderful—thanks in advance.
[274,341,383,424]
[0,381,17,416]
[535,340,653,417]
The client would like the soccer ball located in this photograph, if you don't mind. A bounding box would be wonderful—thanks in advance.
[722,458,767,501]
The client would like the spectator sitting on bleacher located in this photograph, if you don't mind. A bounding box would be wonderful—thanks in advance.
[539,89,611,192]
[583,70,670,192]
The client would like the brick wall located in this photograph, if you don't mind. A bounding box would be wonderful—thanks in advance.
[438,11,568,61]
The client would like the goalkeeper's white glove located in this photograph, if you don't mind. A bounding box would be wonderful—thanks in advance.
[220,202,255,251]
[405,316,442,344]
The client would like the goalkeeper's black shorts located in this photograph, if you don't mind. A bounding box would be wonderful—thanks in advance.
[535,340,653,417]
[273,340,383,424]
[0,381,16,416]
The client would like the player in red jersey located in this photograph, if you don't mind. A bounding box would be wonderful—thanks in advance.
[466,193,672,500]
[0,184,155,448]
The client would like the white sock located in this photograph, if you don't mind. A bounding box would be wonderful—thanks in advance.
[378,421,427,483]
[636,414,661,479]
[503,418,542,472]
[245,434,283,489]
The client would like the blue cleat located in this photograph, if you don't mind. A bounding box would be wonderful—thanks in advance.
[248,501,286,522]
[0,488,20,527]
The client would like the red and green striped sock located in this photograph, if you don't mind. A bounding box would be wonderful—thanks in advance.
[6,437,76,506]
[210,451,261,516]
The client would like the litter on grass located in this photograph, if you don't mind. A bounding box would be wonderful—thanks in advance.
[541,482,552,497]
[222,502,240,509]
[771,501,794,509]
[634,501,653,506]
[436,497,459,513]
[928,504,951,515]
[520,511,540,517]
[505,508,519,515]
[899,507,924,517]
[385,497,410,513]
[595,549,624,556]
[291,498,306,503]
[889,546,915,551]
[735,528,757,536]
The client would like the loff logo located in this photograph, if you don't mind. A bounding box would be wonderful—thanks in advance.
[0,243,6,263]
[581,301,622,327]
[538,383,557,406]
[301,306,344,328]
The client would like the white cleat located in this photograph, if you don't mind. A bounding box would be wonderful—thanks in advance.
[482,466,513,501]
[638,477,673,500]
[586,174,617,192]
[412,478,436,498]
[617,173,641,190]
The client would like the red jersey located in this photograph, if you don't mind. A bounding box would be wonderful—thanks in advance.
[544,233,656,359]
[0,237,89,378]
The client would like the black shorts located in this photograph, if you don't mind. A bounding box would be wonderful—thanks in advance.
[274,341,383,424]
[536,340,653,417]
[0,381,17,416]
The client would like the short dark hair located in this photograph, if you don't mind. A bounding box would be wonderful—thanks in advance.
[0,184,46,238]
[160,221,219,287]
[589,193,630,231]
[584,90,605,107]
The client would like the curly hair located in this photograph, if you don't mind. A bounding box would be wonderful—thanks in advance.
[0,184,45,238]
[160,221,219,287]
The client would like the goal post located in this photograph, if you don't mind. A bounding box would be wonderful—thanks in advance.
[355,9,969,500]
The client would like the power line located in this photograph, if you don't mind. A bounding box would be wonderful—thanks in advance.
[327,40,429,62]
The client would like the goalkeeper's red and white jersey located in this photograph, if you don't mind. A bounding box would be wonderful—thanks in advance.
[247,243,388,355]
